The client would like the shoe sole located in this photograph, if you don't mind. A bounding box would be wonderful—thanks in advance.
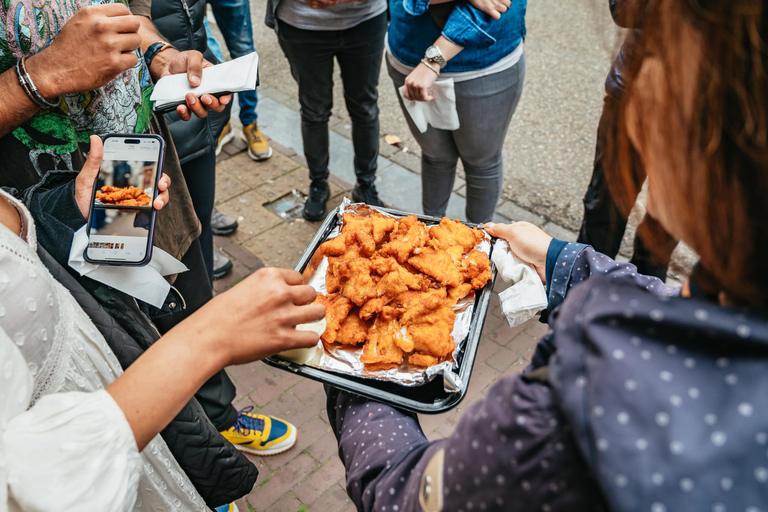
[216,130,235,156]
[212,224,238,236]
[213,260,234,280]
[231,431,297,456]
[247,146,273,161]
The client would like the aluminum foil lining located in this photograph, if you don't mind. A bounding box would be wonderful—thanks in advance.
[300,198,492,391]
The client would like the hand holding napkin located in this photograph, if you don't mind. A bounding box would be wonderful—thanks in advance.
[398,78,460,133]
[491,240,548,327]
[150,52,259,110]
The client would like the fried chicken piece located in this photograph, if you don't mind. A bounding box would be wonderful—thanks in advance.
[360,316,405,366]
[96,185,150,206]
[335,308,370,346]
[408,247,463,288]
[407,304,456,358]
[428,218,485,252]
[447,283,473,305]
[318,232,351,257]
[357,255,427,320]
[380,215,429,264]
[409,352,440,367]
[459,249,493,289]
[370,214,397,245]
[341,213,376,256]
[337,258,379,306]
[315,293,354,344]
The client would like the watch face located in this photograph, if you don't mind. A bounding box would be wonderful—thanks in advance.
[426,47,439,59]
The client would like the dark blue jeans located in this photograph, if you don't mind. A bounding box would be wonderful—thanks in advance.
[276,13,386,185]
[207,0,258,126]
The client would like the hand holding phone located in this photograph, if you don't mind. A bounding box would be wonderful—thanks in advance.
[76,135,171,219]
[83,134,167,266]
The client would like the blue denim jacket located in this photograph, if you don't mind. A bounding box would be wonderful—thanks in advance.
[388,0,526,73]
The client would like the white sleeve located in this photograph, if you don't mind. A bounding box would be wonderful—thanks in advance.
[1,336,142,512]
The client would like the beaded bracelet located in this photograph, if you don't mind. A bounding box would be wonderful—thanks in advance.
[15,56,60,109]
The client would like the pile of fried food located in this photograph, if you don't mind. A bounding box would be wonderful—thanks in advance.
[314,212,491,369]
[96,185,151,206]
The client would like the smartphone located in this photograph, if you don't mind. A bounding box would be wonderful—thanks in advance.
[84,134,165,267]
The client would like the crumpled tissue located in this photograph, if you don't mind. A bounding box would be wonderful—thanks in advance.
[491,240,548,327]
[68,225,188,308]
[398,78,460,133]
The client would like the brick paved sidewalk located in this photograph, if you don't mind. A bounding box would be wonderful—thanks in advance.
[212,138,545,512]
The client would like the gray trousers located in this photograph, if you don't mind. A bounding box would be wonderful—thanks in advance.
[387,54,525,223]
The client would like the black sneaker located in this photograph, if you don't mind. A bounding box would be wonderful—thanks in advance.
[352,182,383,207]
[303,180,331,221]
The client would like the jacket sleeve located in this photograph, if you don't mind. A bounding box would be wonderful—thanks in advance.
[402,0,497,49]
[1,328,142,512]
[21,174,87,268]
[326,377,606,512]
[544,240,680,315]
[609,0,646,28]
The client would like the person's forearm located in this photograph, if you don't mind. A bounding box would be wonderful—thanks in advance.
[433,35,463,62]
[106,320,226,450]
[136,15,181,81]
[0,66,42,138]
[430,0,455,4]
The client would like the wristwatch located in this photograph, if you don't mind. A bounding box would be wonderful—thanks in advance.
[424,45,446,69]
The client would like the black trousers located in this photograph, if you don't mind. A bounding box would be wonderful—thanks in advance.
[577,95,677,280]
[170,151,238,431]
[276,13,387,185]
[181,151,216,283]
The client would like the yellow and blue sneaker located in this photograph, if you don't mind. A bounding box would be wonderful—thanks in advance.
[214,504,239,512]
[220,406,297,456]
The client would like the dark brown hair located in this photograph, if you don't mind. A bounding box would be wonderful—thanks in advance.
[608,0,768,311]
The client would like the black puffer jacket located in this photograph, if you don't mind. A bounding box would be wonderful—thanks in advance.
[151,0,230,164]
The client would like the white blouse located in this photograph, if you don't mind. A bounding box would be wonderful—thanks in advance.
[0,191,209,512]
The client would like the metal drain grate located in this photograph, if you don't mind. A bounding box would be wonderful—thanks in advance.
[265,189,307,221]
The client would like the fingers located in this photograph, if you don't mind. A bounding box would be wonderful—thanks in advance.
[287,329,322,348]
[200,94,226,112]
[289,284,319,305]
[184,93,209,119]
[184,51,204,87]
[98,3,132,16]
[291,303,326,325]
[154,175,171,210]
[83,135,104,176]
[276,268,305,286]
[176,103,191,121]
[482,221,518,241]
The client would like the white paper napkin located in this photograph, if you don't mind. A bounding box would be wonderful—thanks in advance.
[68,226,189,308]
[491,240,548,327]
[398,78,460,133]
[150,52,259,108]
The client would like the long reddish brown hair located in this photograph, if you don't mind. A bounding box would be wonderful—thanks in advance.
[608,0,768,310]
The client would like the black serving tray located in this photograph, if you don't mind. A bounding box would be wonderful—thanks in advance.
[263,205,497,414]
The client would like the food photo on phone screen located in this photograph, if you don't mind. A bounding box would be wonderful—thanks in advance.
[85,136,164,266]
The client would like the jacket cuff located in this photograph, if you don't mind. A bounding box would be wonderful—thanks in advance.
[546,241,589,313]
[441,3,496,49]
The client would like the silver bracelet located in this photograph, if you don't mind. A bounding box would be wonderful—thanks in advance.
[16,56,60,109]
[420,59,440,77]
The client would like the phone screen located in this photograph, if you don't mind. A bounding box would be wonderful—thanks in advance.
[85,136,163,265]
